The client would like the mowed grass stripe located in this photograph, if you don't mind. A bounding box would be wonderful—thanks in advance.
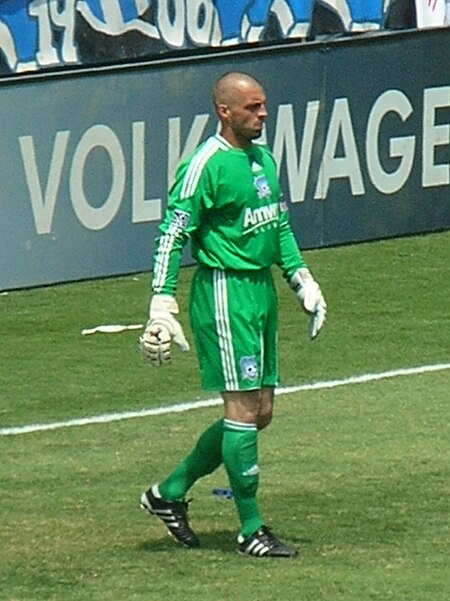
[2,361,449,436]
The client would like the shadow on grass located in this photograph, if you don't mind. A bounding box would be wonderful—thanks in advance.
[137,528,313,555]
[138,529,236,554]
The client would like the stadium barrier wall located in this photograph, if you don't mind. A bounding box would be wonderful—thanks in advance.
[0,27,449,291]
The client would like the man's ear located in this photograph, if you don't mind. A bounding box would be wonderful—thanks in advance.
[215,103,229,121]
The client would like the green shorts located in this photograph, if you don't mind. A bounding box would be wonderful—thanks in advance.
[189,267,279,392]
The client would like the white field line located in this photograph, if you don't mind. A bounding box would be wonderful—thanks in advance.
[1,362,449,437]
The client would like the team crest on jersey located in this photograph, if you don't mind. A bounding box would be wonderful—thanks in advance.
[171,208,190,229]
[239,356,258,382]
[253,175,271,199]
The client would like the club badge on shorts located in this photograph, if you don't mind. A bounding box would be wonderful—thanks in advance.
[239,356,259,381]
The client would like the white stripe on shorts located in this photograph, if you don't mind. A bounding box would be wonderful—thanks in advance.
[213,270,239,390]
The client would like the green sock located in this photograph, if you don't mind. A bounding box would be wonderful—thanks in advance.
[158,419,223,501]
[222,419,264,538]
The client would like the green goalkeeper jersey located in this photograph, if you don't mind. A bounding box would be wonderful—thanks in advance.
[152,134,306,295]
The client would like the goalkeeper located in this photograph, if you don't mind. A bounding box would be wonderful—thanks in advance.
[139,71,326,558]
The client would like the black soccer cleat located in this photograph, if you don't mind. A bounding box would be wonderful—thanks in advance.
[237,525,297,558]
[140,485,200,548]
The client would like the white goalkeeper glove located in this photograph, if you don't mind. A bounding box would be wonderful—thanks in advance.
[290,268,327,340]
[139,294,190,366]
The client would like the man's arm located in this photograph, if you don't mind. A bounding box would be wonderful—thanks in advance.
[140,157,207,365]
[277,202,327,340]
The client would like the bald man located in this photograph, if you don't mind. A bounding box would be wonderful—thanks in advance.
[139,72,326,557]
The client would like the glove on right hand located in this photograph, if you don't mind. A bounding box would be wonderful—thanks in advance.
[139,295,189,366]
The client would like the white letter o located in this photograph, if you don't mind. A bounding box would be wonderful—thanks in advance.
[70,124,125,230]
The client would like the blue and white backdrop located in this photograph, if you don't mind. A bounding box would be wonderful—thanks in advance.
[0,0,413,76]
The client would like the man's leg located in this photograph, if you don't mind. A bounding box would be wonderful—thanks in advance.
[141,419,223,548]
[158,418,223,501]
[222,387,296,557]
[157,381,273,504]
[222,390,265,538]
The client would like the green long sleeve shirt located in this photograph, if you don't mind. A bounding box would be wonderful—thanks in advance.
[152,134,306,295]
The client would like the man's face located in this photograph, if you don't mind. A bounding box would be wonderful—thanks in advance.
[219,82,268,147]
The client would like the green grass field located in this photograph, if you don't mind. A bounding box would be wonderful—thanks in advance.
[1,231,449,601]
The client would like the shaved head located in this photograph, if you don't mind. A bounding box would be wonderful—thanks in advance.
[213,72,264,107]
[212,71,267,148]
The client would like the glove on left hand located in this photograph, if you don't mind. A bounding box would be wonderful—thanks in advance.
[290,268,327,340]
[139,295,190,366]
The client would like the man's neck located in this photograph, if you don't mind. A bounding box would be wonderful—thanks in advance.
[218,130,251,150]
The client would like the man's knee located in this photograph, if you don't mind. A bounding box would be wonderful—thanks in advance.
[257,411,272,430]
[257,387,274,430]
[222,387,274,428]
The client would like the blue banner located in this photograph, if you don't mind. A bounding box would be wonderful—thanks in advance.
[0,1,407,76]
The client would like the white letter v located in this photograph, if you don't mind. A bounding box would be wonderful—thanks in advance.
[19,131,70,234]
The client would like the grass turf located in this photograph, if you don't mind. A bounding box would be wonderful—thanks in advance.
[1,231,449,600]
